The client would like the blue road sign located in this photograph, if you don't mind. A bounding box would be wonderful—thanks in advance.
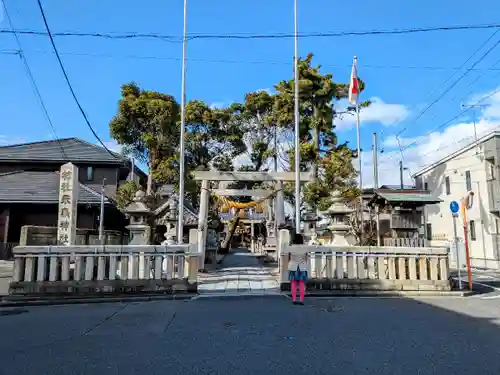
[449,201,460,214]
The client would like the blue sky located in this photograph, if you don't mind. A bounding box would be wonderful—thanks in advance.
[1,0,500,186]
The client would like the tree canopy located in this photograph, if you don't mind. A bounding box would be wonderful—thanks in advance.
[110,53,369,212]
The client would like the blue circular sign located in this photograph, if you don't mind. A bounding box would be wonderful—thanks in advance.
[449,201,459,214]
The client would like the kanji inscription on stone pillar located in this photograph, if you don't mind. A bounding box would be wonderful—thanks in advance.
[57,162,79,245]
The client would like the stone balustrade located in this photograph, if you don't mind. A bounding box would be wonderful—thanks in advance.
[9,231,200,296]
[279,230,451,292]
[383,237,428,248]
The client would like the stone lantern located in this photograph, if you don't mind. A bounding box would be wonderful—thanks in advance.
[123,190,152,245]
[327,192,356,246]
[300,206,318,242]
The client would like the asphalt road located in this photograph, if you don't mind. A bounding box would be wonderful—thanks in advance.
[2,295,500,375]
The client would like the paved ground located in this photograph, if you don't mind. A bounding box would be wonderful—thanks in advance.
[2,295,500,374]
[197,248,280,296]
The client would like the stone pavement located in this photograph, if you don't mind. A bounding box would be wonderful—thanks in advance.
[197,248,280,296]
[0,260,13,296]
[2,295,500,374]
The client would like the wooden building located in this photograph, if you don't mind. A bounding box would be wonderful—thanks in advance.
[0,138,147,258]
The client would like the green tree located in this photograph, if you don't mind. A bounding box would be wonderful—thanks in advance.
[115,180,139,210]
[271,53,370,210]
[218,91,280,251]
[110,84,246,207]
[109,83,179,195]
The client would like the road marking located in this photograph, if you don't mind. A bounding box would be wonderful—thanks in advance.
[452,277,500,299]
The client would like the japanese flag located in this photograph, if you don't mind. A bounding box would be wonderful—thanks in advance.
[348,56,359,106]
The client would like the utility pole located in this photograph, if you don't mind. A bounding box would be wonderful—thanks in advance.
[372,132,379,189]
[460,102,489,156]
[399,160,404,190]
[293,0,301,234]
[177,0,188,244]
[373,132,380,246]
[99,177,106,244]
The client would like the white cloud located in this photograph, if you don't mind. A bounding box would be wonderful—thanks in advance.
[336,97,409,130]
[102,139,122,153]
[358,90,500,188]
[210,101,233,109]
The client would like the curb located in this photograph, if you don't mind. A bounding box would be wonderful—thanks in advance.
[0,293,196,308]
[284,290,476,298]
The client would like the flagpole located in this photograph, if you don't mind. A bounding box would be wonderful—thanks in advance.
[177,0,188,244]
[354,56,364,241]
[294,0,301,234]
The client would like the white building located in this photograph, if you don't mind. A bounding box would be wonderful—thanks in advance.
[413,131,500,269]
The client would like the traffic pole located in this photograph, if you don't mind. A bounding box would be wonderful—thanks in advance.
[461,199,473,290]
[452,213,462,290]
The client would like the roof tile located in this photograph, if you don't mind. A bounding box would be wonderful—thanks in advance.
[0,170,112,204]
[0,138,124,164]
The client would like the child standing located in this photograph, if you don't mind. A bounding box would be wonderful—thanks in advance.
[287,234,308,305]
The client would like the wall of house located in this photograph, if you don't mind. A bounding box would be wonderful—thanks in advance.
[416,140,500,269]
[77,165,121,198]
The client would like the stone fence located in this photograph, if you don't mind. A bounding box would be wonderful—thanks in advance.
[278,230,451,292]
[383,237,428,248]
[9,230,199,296]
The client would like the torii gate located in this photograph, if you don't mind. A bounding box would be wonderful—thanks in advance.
[192,171,312,270]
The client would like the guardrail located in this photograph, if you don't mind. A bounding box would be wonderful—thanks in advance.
[9,230,200,295]
[278,230,450,292]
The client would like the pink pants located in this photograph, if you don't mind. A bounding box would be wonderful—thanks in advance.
[291,280,305,302]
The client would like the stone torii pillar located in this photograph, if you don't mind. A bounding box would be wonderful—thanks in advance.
[192,171,312,260]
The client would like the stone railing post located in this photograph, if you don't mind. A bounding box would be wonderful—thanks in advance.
[278,229,290,283]
[187,228,199,283]
[197,179,209,270]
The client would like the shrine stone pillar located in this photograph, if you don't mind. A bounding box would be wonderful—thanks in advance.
[57,162,79,245]
[123,190,152,245]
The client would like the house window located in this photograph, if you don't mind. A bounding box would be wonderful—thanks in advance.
[86,166,94,181]
[445,176,451,195]
[469,220,476,241]
[424,182,428,191]
[426,223,432,241]
[465,170,472,191]
[488,160,496,180]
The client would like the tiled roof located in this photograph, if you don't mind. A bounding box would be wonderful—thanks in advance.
[0,170,113,204]
[0,138,125,164]
[375,191,442,204]
[154,195,199,226]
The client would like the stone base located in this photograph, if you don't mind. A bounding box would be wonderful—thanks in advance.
[280,278,452,292]
[9,279,197,296]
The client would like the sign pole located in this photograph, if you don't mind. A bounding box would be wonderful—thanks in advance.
[452,213,462,290]
[460,199,474,291]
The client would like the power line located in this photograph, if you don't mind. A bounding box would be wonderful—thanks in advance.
[403,33,500,127]
[394,28,500,137]
[1,22,500,41]
[35,0,116,157]
[2,1,68,160]
[4,48,500,73]
[384,86,500,159]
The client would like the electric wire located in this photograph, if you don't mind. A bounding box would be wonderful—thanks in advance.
[2,2,68,159]
[35,0,117,157]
